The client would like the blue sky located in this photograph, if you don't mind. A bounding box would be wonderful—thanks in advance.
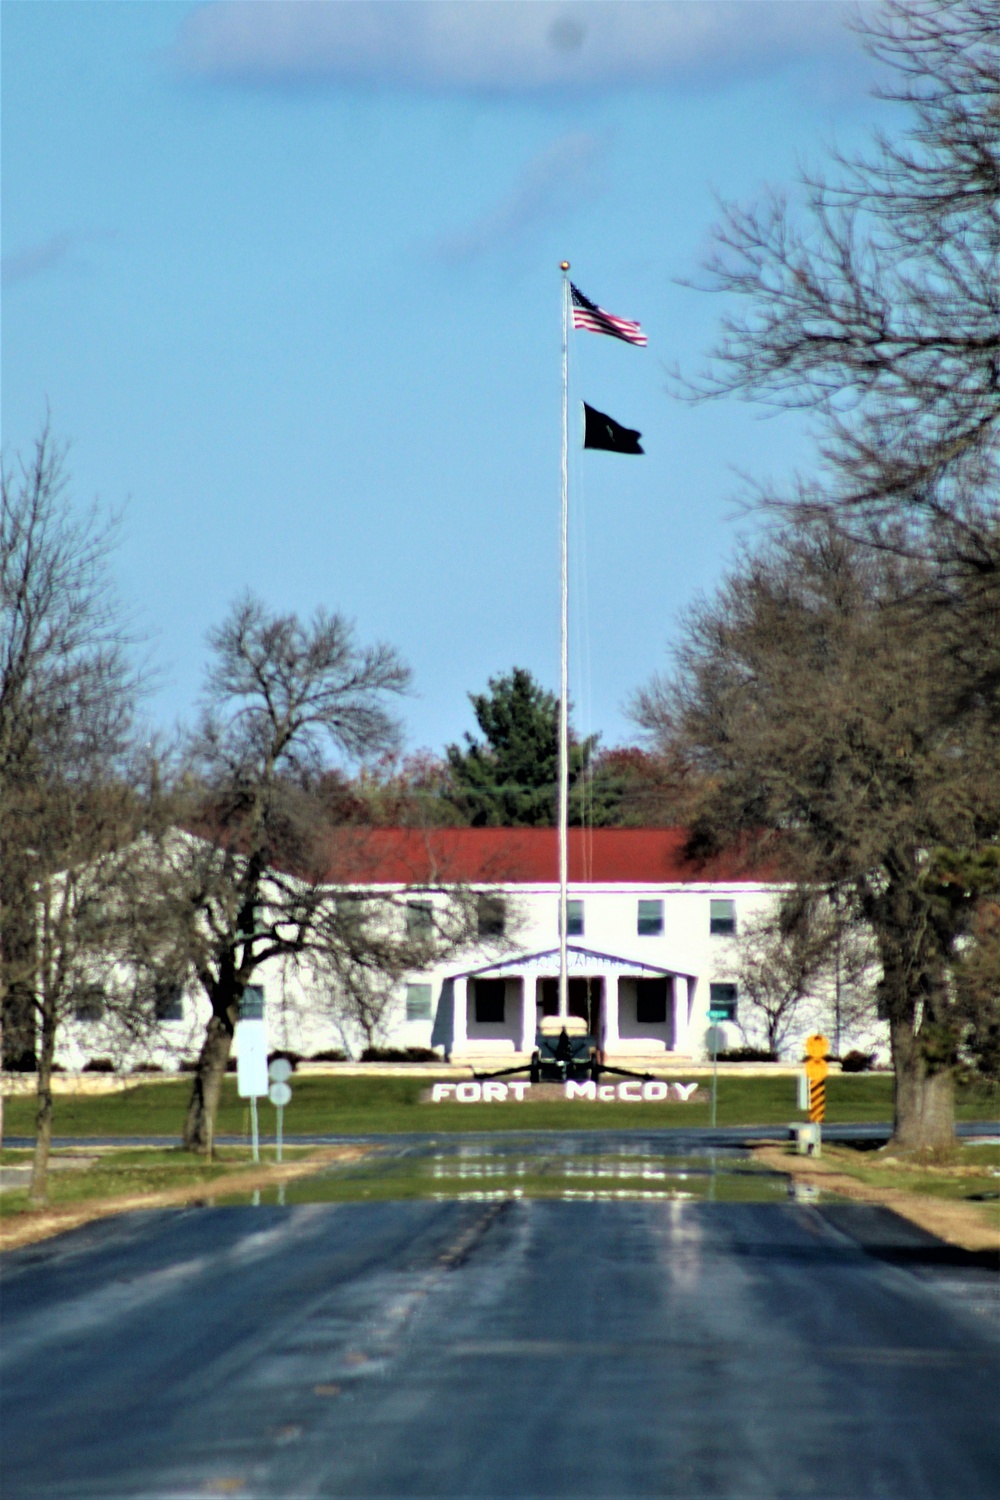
[3,1,885,764]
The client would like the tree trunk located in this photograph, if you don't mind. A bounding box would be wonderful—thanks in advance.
[0,851,39,1071]
[28,1003,56,1205]
[182,1010,234,1155]
[889,1016,956,1152]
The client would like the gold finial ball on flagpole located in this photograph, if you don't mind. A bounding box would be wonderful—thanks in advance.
[560,261,570,271]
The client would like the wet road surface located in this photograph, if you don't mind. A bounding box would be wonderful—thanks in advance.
[2,1136,998,1499]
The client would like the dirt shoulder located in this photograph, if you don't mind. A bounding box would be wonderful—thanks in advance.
[752,1143,1000,1253]
[0,1146,369,1253]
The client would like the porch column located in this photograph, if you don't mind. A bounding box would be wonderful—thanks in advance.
[671,976,686,1053]
[453,975,469,1053]
[603,972,621,1051]
[519,976,534,1053]
[685,977,698,1051]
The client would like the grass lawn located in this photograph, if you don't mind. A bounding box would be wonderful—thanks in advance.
[3,1072,999,1140]
[816,1140,1000,1205]
[0,1145,270,1217]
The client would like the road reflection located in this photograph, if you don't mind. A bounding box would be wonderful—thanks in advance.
[222,1133,843,1208]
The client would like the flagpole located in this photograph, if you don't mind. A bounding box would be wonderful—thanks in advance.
[558,261,570,1019]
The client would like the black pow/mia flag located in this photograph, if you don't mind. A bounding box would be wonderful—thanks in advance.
[582,403,644,454]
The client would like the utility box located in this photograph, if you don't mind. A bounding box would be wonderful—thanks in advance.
[790,1122,822,1157]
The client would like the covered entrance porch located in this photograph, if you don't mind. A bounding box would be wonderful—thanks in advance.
[444,945,698,1065]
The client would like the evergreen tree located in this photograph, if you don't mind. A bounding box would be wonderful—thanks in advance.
[445,668,596,826]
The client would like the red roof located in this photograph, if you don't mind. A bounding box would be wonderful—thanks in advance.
[319,827,775,886]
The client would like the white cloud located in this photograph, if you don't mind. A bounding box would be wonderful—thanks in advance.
[173,1,864,94]
[434,132,603,261]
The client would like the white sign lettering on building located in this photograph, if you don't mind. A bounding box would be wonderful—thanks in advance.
[429,1080,701,1103]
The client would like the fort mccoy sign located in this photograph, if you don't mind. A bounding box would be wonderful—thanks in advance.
[431,1080,701,1103]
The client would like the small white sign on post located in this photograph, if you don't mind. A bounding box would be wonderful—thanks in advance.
[268,1057,293,1163]
[235,986,267,1162]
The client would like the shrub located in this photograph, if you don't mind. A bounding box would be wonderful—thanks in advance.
[131,1063,163,1074]
[360,1046,441,1063]
[717,1047,777,1063]
[840,1049,874,1073]
[308,1049,348,1062]
[82,1057,117,1073]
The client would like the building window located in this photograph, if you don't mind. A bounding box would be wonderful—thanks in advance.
[474,978,506,1023]
[635,978,669,1024]
[709,982,738,1020]
[239,985,265,1020]
[406,901,433,939]
[406,983,433,1021]
[73,987,104,1023]
[637,899,664,936]
[154,983,184,1022]
[477,894,506,938]
[710,899,736,936]
[563,899,584,936]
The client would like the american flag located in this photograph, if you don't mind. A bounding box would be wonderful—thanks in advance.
[571,283,647,347]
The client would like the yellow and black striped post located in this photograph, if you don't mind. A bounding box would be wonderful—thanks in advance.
[808,1075,826,1122]
[804,1034,830,1125]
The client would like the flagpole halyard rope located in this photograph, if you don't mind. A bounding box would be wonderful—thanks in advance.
[559,261,570,1020]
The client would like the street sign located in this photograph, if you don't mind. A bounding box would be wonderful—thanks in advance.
[804,1033,830,1059]
[804,1056,829,1082]
[236,1022,268,1099]
[707,1009,732,1022]
[269,1075,292,1163]
[705,1026,727,1054]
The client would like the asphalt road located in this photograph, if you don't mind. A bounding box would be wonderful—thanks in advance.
[2,1191,999,1499]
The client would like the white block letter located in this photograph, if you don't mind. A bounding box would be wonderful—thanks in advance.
[431,1084,454,1102]
[456,1082,482,1103]
[618,1082,641,1101]
[643,1081,668,1101]
[482,1081,508,1102]
[598,1085,616,1101]
[565,1080,597,1100]
[509,1081,529,1101]
[673,1082,698,1101]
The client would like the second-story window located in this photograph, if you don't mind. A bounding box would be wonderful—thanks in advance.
[406,900,433,939]
[637,899,664,936]
[710,899,736,936]
[477,894,506,938]
[564,899,584,936]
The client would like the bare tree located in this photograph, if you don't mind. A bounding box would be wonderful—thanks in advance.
[152,596,488,1153]
[0,425,149,1198]
[686,0,999,713]
[734,895,877,1058]
[634,526,999,1151]
[25,777,158,1203]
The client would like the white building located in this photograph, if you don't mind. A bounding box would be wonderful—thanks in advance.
[58,827,882,1072]
[361,828,775,1064]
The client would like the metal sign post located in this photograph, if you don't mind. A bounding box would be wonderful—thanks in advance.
[705,1024,727,1129]
[249,1096,260,1164]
